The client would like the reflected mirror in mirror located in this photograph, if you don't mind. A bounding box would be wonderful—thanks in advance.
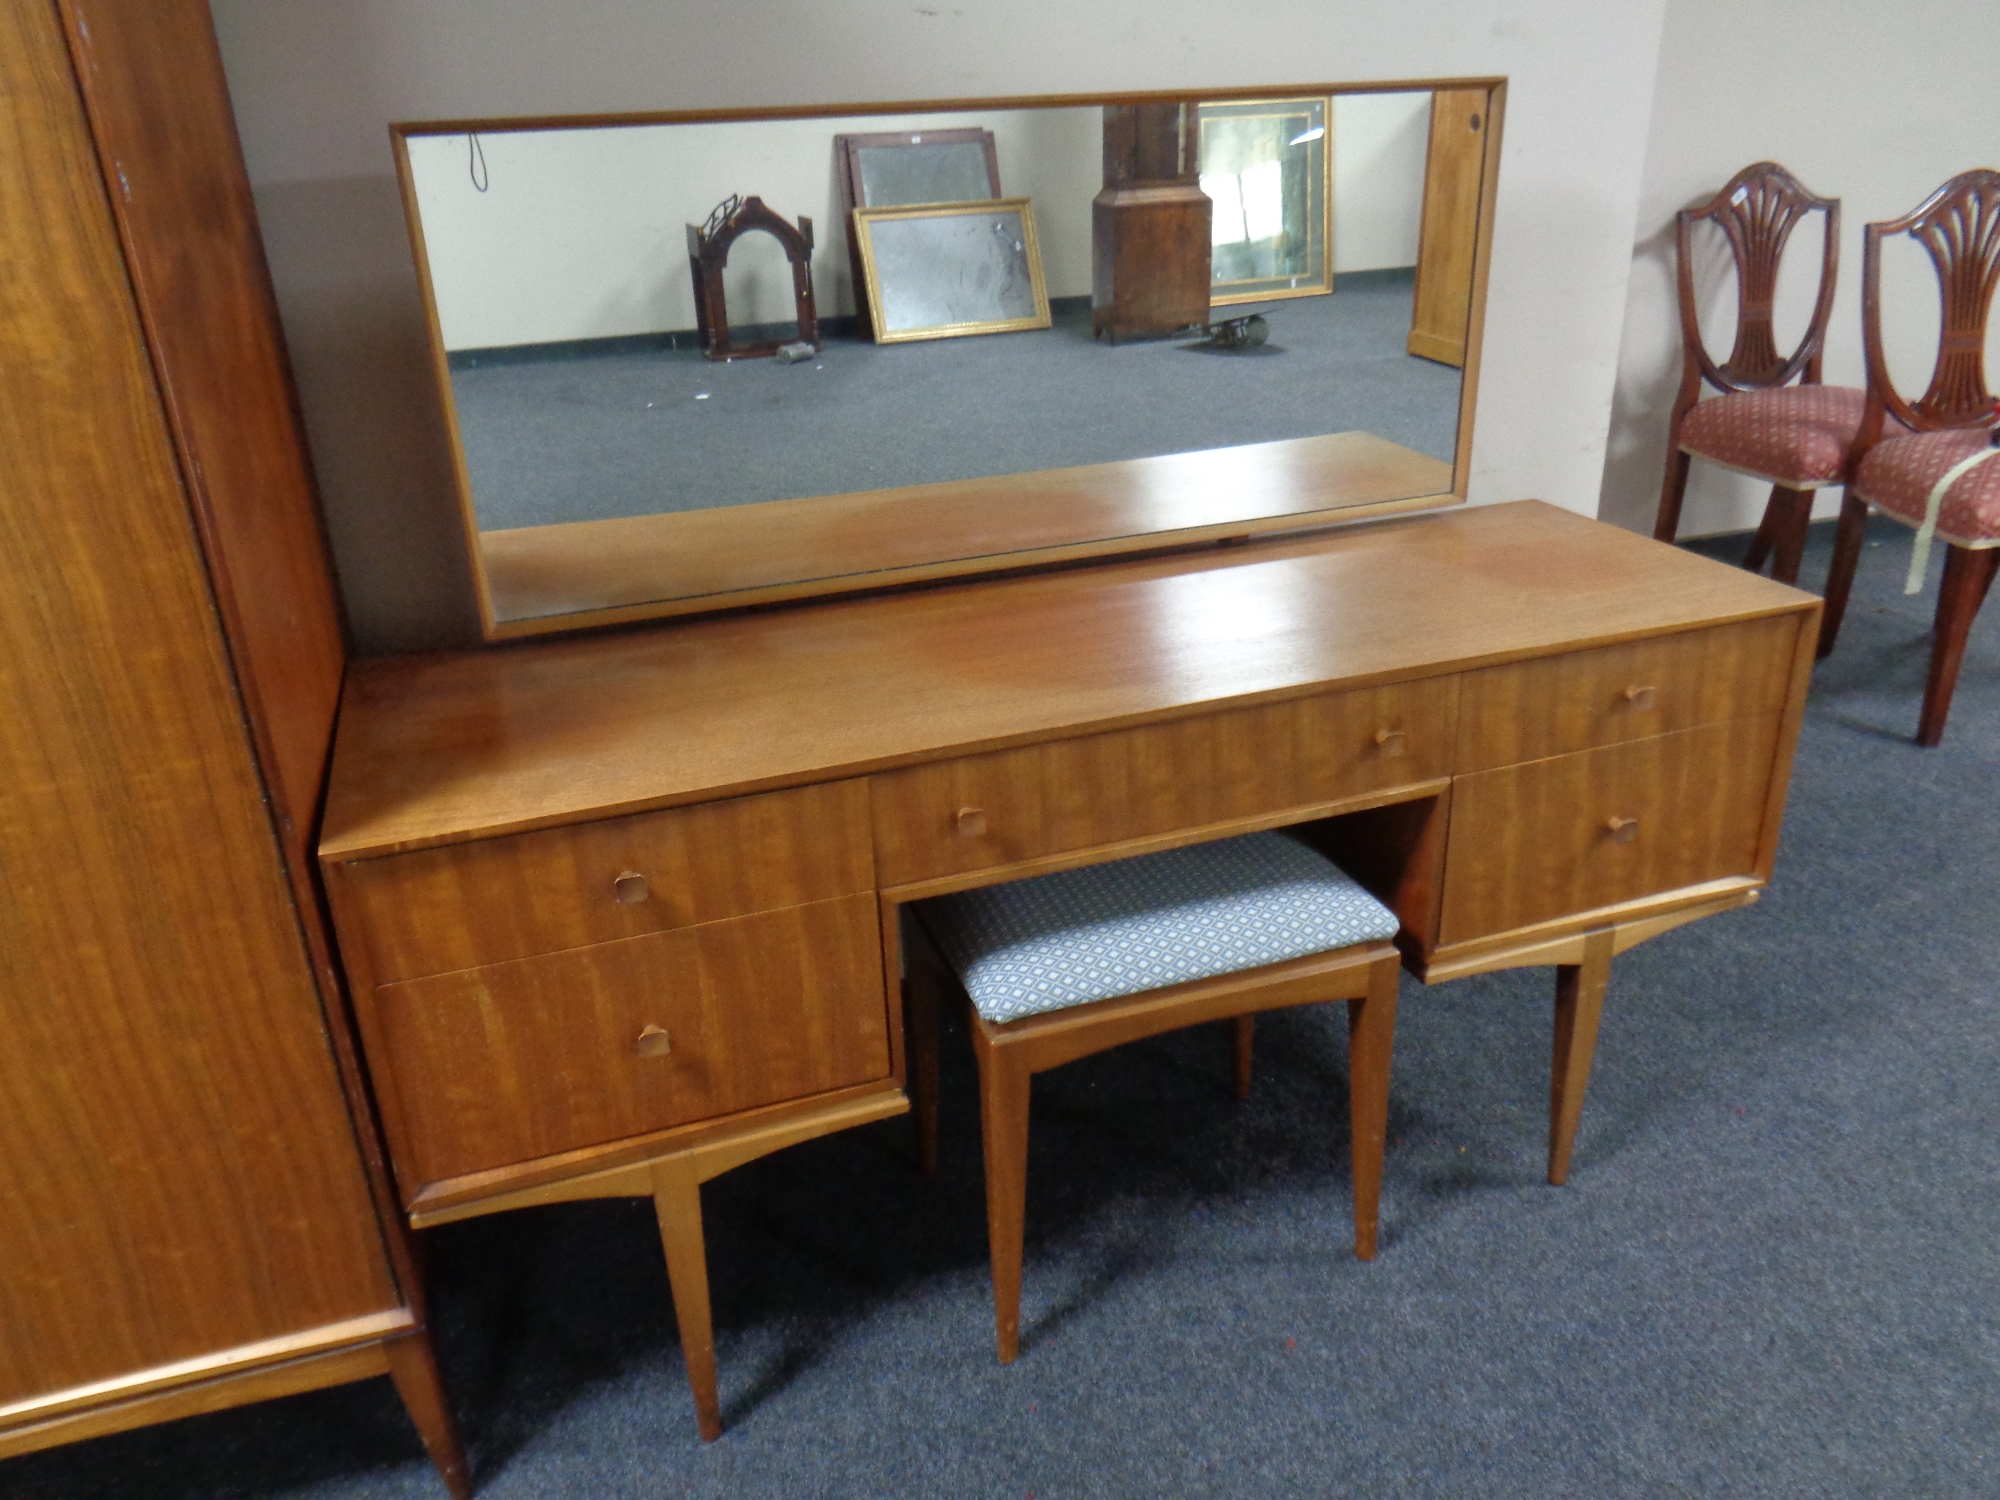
[393,85,1498,636]
[1199,98,1329,305]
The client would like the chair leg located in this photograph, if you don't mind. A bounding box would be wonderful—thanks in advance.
[1818,490,1869,658]
[1230,1014,1255,1101]
[1752,484,1816,580]
[1548,928,1613,1186]
[904,966,941,1177]
[1346,954,1400,1260]
[1917,544,2000,747]
[973,1038,1033,1364]
[383,1330,473,1500]
[1768,486,1815,586]
[1654,442,1693,544]
[651,1155,723,1441]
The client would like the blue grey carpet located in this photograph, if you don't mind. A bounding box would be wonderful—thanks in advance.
[450,276,1463,530]
[8,514,1995,1498]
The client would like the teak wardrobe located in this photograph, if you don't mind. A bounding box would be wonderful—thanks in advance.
[0,0,464,1490]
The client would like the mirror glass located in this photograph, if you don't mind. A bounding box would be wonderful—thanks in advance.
[394,85,1496,635]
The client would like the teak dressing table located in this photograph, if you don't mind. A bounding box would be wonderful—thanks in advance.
[320,499,1818,1439]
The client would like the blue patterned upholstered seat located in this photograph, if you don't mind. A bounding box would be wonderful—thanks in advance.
[919,830,1400,1025]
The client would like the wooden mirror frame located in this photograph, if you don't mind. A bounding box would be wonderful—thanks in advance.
[391,79,1505,640]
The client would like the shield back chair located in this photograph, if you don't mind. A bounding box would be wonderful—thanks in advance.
[1654,162,1857,586]
[905,829,1402,1365]
[1818,168,2000,746]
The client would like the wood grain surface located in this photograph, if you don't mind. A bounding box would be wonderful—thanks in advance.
[1454,613,1799,771]
[325,500,1816,861]
[476,431,1454,632]
[343,780,874,982]
[372,895,889,1183]
[871,678,1455,884]
[0,0,396,1405]
[55,0,348,873]
[1439,714,1782,945]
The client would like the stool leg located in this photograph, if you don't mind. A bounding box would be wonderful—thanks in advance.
[973,1039,1032,1364]
[1549,929,1614,1186]
[651,1155,722,1440]
[905,965,941,1177]
[1230,1015,1255,1101]
[1346,956,1399,1260]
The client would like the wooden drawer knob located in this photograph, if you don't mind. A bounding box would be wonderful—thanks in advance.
[1373,728,1407,757]
[1605,816,1640,844]
[614,871,650,904]
[635,1024,672,1058]
[956,806,988,838]
[1622,684,1657,711]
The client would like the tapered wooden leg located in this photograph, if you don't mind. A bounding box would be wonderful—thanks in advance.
[383,1331,472,1500]
[905,965,941,1177]
[1230,1014,1255,1101]
[1818,490,1869,658]
[1917,544,2000,747]
[651,1155,722,1441]
[1346,955,1400,1260]
[1548,928,1614,1186]
[972,1037,1032,1364]
[1654,443,1692,543]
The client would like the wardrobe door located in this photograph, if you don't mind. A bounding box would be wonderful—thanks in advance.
[0,2,459,1486]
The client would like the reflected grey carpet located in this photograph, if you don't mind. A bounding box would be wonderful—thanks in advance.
[10,515,1996,1498]
[450,275,1462,530]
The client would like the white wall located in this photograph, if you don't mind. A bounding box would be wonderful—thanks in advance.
[1334,92,1430,273]
[413,97,1429,353]
[409,108,1101,350]
[1599,0,2000,538]
[210,0,1669,650]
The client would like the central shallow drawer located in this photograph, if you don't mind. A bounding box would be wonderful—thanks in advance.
[1438,714,1779,945]
[372,893,889,1186]
[343,780,873,983]
[870,677,1457,887]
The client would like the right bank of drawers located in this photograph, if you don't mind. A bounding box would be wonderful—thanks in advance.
[1439,615,1799,945]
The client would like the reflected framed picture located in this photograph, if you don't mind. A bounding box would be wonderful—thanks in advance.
[1198,97,1332,306]
[853,198,1052,343]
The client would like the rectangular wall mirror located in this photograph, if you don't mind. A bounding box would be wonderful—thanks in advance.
[393,82,1502,637]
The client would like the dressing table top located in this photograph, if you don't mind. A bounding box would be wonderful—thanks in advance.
[322,500,1811,861]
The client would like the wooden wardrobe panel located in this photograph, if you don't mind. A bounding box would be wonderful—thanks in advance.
[1407,87,1488,368]
[53,0,348,875]
[0,0,396,1403]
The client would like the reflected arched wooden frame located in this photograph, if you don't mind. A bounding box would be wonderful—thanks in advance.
[685,194,819,361]
[1819,168,2000,745]
[1653,162,1845,580]
[389,79,1505,640]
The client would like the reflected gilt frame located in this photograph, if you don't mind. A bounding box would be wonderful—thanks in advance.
[854,199,1052,343]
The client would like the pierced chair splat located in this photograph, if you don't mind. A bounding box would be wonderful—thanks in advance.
[1654,163,1859,586]
[906,829,1403,1365]
[1819,168,2000,746]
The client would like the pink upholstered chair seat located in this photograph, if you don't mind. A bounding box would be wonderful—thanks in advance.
[1678,384,1866,487]
[1854,427,2000,545]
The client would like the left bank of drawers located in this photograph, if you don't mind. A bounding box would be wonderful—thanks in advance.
[331,781,890,1194]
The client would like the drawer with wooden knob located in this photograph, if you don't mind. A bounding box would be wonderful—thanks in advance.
[339,779,873,983]
[1437,713,1781,945]
[1454,614,1799,772]
[869,676,1457,886]
[369,893,889,1184]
